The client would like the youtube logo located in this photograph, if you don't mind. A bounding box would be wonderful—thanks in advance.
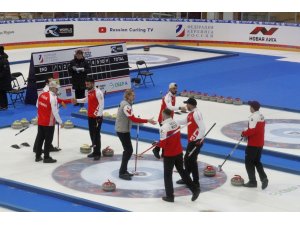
[98,27,107,33]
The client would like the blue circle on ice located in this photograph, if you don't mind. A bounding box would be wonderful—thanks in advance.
[128,53,180,64]
[221,119,300,149]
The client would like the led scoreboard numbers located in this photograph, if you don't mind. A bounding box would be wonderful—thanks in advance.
[29,43,130,99]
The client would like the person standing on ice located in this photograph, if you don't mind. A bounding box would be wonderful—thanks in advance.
[241,100,268,189]
[155,108,200,202]
[153,82,186,159]
[33,75,72,153]
[115,89,156,181]
[175,97,205,188]
[35,81,64,163]
[74,78,104,161]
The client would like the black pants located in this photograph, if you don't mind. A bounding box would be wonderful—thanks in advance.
[0,90,8,108]
[75,89,85,99]
[88,117,102,156]
[117,132,133,175]
[245,146,267,182]
[33,125,55,152]
[163,153,198,198]
[35,125,55,159]
[184,141,202,185]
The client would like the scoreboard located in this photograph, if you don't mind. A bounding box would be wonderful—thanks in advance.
[25,42,130,102]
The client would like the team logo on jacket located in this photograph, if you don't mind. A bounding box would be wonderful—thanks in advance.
[176,24,185,37]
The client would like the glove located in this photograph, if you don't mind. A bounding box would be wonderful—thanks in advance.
[195,139,203,146]
[152,141,158,146]
[241,132,245,137]
[72,66,77,71]
[76,67,85,72]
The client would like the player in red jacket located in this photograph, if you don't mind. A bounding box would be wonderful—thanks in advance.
[153,82,186,159]
[241,101,268,189]
[75,78,104,161]
[33,76,72,153]
[156,108,200,202]
[35,81,64,163]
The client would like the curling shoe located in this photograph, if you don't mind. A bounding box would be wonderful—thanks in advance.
[176,179,185,185]
[191,188,200,201]
[243,181,257,188]
[162,196,174,202]
[119,174,132,181]
[261,178,269,190]
[43,157,57,163]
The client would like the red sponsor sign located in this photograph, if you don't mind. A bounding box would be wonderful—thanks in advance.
[98,27,107,33]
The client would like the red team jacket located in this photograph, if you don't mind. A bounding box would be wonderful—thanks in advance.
[242,111,265,147]
[158,91,179,124]
[177,108,205,142]
[37,91,63,126]
[157,118,183,157]
[77,88,104,118]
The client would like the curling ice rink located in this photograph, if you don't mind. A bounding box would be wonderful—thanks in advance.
[0,44,300,212]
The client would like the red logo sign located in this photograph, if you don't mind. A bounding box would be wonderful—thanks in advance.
[98,27,107,33]
[250,27,278,35]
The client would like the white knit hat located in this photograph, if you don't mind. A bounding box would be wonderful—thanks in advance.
[169,82,177,89]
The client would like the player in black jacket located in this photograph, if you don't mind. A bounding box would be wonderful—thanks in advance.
[68,49,91,106]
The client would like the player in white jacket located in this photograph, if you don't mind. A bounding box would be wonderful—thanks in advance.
[176,98,205,188]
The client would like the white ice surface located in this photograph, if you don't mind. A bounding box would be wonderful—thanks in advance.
[0,127,299,212]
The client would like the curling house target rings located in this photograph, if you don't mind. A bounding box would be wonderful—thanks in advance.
[52,154,227,198]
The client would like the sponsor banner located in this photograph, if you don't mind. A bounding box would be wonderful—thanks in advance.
[45,24,74,38]
[1,19,300,48]
[96,76,131,93]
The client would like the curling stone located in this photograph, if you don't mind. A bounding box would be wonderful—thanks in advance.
[217,96,225,103]
[31,117,38,125]
[79,107,87,115]
[209,94,217,102]
[225,97,233,104]
[102,146,114,157]
[201,93,209,101]
[102,179,116,192]
[80,144,92,154]
[180,90,189,97]
[203,166,216,177]
[143,46,150,51]
[20,118,30,127]
[233,98,243,105]
[11,120,23,129]
[231,175,244,186]
[64,120,74,129]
